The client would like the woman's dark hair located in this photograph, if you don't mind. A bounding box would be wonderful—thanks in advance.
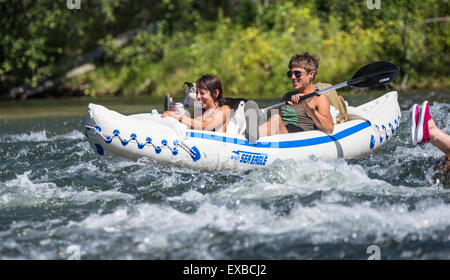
[196,74,223,105]
[195,74,248,109]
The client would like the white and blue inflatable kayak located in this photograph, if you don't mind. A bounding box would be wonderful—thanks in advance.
[84,91,401,171]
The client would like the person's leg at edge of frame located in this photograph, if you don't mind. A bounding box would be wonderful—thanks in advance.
[416,101,450,160]
[428,118,450,160]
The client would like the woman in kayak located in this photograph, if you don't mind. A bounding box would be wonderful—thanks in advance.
[258,52,334,136]
[410,101,449,187]
[162,74,231,132]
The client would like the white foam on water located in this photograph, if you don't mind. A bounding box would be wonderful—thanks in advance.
[395,143,443,160]
[65,187,450,258]
[68,189,134,205]
[429,102,449,131]
[211,158,435,202]
[66,142,96,158]
[0,171,62,207]
[0,171,134,208]
[65,204,202,256]
[1,160,447,259]
[167,189,205,202]
[0,217,70,260]
[6,147,32,160]
[52,130,85,141]
[78,208,129,232]
[2,130,85,143]
[299,195,450,245]
[64,161,110,178]
[3,130,49,142]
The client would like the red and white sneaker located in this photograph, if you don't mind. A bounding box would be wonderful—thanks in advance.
[409,104,419,145]
[416,101,432,145]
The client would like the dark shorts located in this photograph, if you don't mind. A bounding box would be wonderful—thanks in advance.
[285,124,306,133]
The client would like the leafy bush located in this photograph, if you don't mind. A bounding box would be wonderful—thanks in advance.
[2,0,448,98]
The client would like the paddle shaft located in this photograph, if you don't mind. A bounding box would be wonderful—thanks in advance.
[262,80,349,113]
[261,61,398,113]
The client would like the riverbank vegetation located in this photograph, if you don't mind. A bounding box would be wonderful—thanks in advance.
[1,0,448,99]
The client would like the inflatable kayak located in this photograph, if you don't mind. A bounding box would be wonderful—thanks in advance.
[84,91,401,171]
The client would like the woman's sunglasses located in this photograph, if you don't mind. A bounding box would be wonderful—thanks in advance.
[287,70,307,78]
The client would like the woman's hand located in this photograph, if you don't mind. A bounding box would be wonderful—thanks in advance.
[162,110,179,119]
[290,93,301,104]
[287,94,309,109]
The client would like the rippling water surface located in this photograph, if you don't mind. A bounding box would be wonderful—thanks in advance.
[1,93,449,259]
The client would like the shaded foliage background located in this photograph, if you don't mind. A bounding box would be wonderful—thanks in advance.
[0,0,448,98]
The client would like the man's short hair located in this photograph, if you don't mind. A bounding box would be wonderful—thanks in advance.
[289,52,320,78]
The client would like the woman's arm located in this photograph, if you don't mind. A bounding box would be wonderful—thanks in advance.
[288,94,334,134]
[162,106,231,131]
[302,95,334,134]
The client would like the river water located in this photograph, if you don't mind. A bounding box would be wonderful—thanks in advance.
[0,91,449,259]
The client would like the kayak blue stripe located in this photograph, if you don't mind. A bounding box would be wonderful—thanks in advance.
[186,121,371,148]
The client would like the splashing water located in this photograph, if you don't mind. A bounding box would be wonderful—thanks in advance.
[0,101,449,260]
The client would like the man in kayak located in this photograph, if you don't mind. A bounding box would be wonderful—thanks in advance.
[258,52,334,136]
[410,101,449,187]
[162,74,231,132]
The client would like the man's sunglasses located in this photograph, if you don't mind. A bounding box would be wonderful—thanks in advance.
[287,70,307,78]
